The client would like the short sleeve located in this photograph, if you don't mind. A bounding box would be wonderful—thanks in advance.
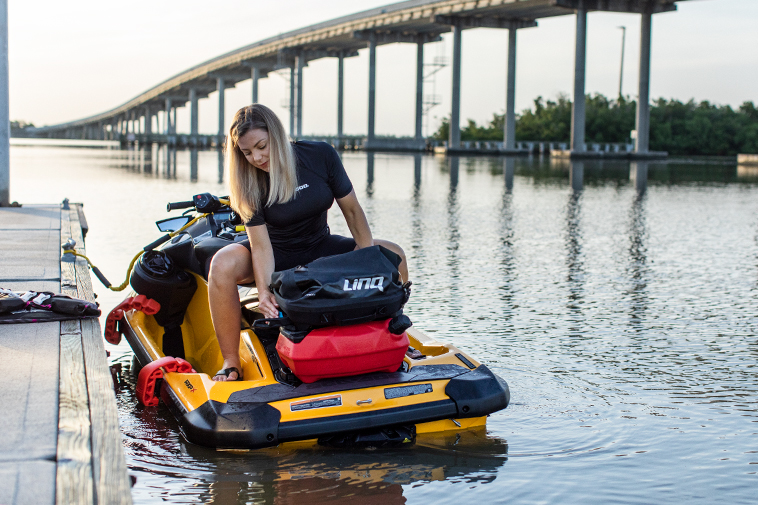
[245,207,265,227]
[325,144,353,199]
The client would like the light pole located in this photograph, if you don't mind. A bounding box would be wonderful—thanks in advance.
[0,0,9,206]
[618,26,626,99]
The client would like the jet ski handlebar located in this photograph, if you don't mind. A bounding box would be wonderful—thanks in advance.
[166,200,195,212]
[166,194,230,214]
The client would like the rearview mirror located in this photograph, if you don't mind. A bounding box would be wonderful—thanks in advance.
[156,216,191,233]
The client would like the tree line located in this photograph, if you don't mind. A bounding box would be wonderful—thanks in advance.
[432,94,758,156]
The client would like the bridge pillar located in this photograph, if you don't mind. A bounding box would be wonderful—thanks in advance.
[367,33,377,142]
[189,88,198,141]
[296,52,304,138]
[635,10,652,153]
[415,39,424,141]
[570,3,587,153]
[251,66,259,104]
[449,23,462,149]
[217,77,225,142]
[337,52,344,139]
[504,27,517,150]
[164,98,173,135]
[0,0,8,206]
[144,107,153,138]
[289,66,295,136]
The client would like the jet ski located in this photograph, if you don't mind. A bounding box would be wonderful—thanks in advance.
[105,193,510,450]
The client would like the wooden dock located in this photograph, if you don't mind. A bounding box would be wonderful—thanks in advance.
[0,202,132,504]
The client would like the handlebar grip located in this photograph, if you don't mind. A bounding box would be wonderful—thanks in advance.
[167,200,194,212]
[91,266,112,288]
[144,234,171,251]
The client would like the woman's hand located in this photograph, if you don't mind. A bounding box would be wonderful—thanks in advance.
[258,289,280,319]
[246,224,278,318]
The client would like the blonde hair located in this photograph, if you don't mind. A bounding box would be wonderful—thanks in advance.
[226,104,297,222]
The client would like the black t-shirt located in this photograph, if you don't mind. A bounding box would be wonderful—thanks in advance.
[246,141,353,251]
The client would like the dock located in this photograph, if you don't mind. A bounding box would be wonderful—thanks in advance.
[0,202,132,504]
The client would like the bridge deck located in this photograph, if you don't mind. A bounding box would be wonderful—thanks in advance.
[34,0,683,133]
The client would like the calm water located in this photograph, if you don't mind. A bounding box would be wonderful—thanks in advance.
[9,140,758,504]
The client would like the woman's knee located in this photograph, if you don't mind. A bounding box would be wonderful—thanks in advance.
[375,239,404,257]
[209,244,253,285]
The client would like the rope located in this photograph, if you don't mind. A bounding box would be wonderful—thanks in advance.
[66,249,144,292]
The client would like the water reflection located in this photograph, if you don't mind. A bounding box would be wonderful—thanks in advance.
[143,145,153,174]
[569,159,584,192]
[413,153,422,197]
[118,368,508,505]
[410,153,425,280]
[627,189,649,329]
[503,157,514,193]
[179,428,507,505]
[159,145,176,178]
[737,164,758,181]
[217,148,225,184]
[630,161,649,195]
[499,161,516,319]
[366,152,375,198]
[564,186,585,324]
[190,148,198,182]
[447,156,461,318]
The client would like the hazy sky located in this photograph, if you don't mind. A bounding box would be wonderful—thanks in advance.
[8,0,758,137]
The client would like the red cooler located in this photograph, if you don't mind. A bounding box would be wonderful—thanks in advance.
[275,319,410,383]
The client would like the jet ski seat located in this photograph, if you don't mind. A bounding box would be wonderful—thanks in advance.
[193,237,237,279]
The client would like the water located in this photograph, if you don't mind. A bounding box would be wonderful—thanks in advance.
[9,140,758,504]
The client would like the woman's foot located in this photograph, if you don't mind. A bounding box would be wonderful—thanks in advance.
[213,365,242,381]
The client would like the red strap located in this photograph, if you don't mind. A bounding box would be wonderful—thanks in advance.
[104,295,161,345]
[135,356,194,407]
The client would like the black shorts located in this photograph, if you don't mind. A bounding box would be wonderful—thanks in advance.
[241,234,357,272]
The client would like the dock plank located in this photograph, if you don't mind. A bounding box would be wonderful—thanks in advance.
[67,206,132,505]
[57,207,94,505]
[0,204,60,230]
[57,326,94,505]
[0,231,60,280]
[0,318,60,463]
[0,460,56,505]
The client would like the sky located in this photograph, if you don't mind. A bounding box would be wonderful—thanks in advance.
[7,0,758,137]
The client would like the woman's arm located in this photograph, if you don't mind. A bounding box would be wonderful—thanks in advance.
[336,189,374,249]
[245,224,280,318]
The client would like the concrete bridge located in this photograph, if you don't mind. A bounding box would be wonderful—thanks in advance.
[30,0,686,157]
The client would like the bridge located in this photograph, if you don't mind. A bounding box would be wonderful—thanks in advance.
[30,0,686,157]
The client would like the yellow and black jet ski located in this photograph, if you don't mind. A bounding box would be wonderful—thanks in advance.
[104,193,509,450]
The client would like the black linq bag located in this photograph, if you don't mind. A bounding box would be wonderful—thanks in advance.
[270,245,410,327]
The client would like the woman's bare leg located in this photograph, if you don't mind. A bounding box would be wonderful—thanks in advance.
[208,244,255,381]
[373,239,409,283]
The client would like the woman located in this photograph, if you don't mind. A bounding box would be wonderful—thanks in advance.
[209,104,408,381]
